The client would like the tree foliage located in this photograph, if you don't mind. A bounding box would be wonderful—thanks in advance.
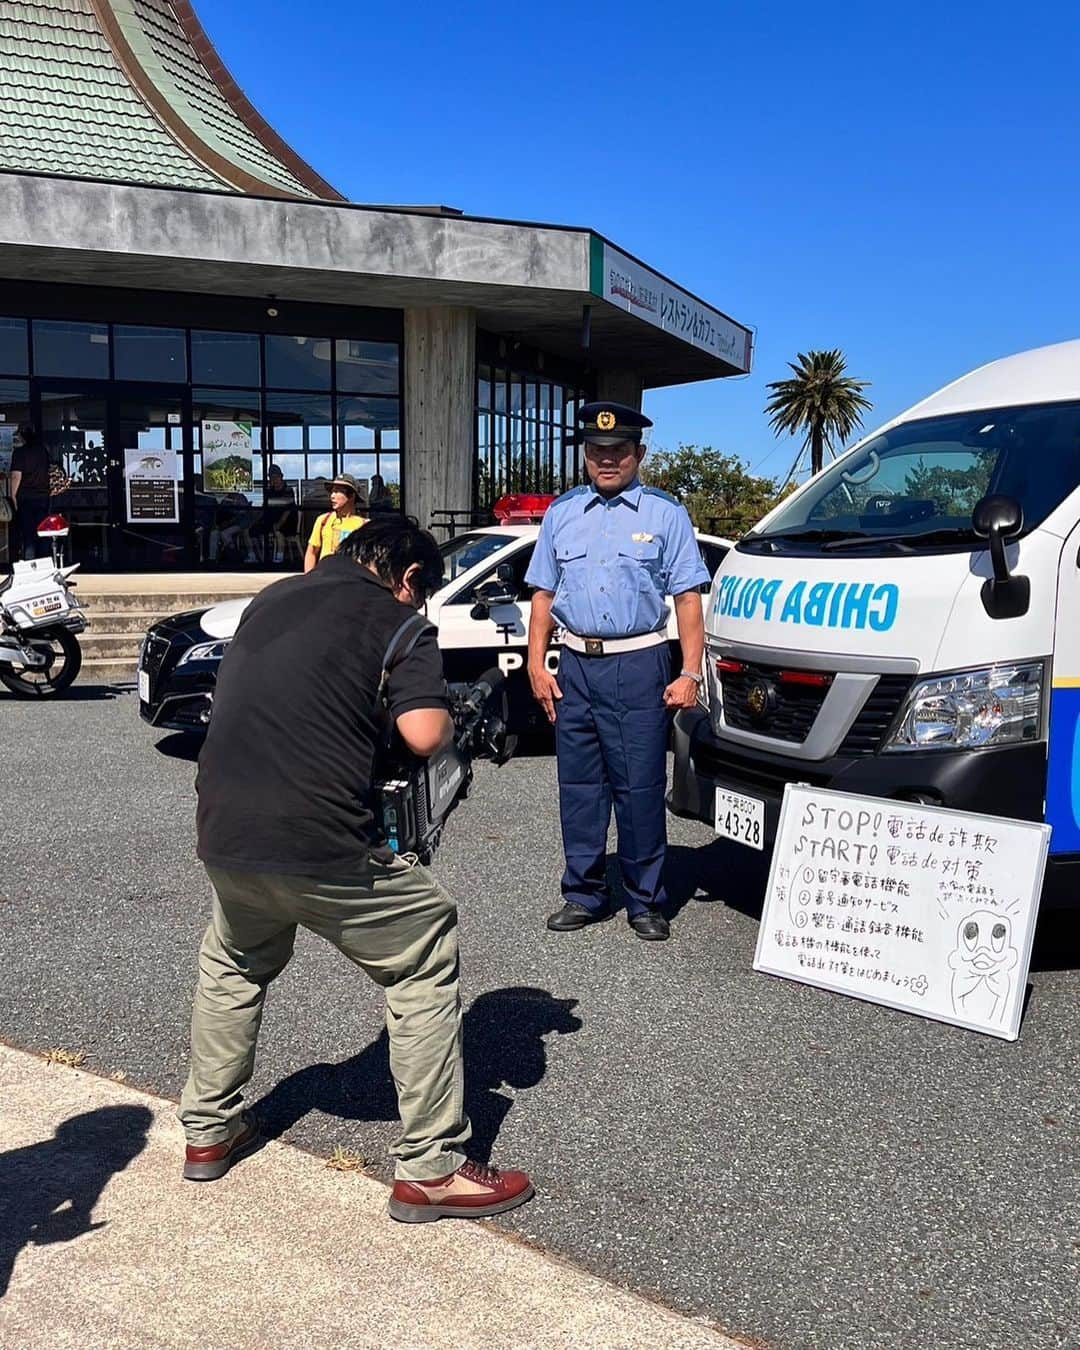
[903,455,994,517]
[765,349,873,475]
[642,445,788,536]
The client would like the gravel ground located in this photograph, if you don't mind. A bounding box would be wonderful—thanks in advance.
[2,685,1078,1350]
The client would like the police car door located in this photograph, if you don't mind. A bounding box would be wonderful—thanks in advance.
[436,537,539,686]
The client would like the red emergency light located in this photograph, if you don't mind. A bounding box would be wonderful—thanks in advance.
[492,493,556,524]
[36,514,70,538]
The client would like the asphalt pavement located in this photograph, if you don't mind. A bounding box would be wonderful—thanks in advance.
[1,685,1078,1350]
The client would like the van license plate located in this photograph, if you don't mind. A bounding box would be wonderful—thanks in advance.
[138,669,150,703]
[714,788,765,850]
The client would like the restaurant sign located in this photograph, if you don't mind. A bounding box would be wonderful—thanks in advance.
[589,237,753,372]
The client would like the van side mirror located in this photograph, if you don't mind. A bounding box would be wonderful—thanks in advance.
[972,494,1029,619]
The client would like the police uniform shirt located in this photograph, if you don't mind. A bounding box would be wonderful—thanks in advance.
[195,554,449,878]
[525,479,709,639]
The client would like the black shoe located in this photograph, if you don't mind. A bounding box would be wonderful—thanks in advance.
[629,910,670,941]
[546,901,611,932]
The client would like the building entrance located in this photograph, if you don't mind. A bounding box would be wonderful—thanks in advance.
[39,383,192,570]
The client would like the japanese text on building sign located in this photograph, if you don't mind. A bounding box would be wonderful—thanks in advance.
[754,786,1049,1040]
[593,242,753,373]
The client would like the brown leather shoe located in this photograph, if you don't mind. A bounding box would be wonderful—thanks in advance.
[388,1159,534,1223]
[182,1115,260,1182]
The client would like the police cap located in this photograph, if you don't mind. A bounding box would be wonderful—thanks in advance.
[573,401,653,447]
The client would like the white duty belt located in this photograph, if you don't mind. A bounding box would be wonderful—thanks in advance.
[561,631,666,657]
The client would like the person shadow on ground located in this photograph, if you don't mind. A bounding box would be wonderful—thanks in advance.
[253,985,582,1165]
[0,1104,153,1298]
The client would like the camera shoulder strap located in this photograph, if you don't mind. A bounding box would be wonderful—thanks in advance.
[376,612,430,711]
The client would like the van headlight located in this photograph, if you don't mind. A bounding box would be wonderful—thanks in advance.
[884,662,1043,752]
[178,639,230,666]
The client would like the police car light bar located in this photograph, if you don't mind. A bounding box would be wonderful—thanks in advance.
[492,493,556,523]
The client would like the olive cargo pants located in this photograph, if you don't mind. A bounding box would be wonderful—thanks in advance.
[178,858,470,1181]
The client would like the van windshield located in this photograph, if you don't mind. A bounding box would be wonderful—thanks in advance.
[745,400,1080,553]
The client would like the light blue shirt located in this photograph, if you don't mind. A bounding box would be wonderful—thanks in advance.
[525,479,709,638]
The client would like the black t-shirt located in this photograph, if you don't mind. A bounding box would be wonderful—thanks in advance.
[195,554,449,877]
[11,444,50,496]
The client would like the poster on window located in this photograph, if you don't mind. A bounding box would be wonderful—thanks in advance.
[125,448,180,524]
[202,420,253,493]
[0,425,13,478]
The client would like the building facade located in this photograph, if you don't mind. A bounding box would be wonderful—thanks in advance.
[0,1,752,569]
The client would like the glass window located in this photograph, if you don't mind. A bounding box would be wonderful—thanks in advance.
[447,541,536,605]
[265,334,332,390]
[338,396,400,449]
[0,318,28,375]
[265,394,334,517]
[113,325,187,383]
[0,380,31,553]
[191,330,260,386]
[32,320,109,379]
[193,389,262,504]
[749,402,1080,550]
[435,532,511,587]
[335,339,399,394]
[378,453,401,495]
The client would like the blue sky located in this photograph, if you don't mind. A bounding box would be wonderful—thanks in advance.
[198,0,1080,481]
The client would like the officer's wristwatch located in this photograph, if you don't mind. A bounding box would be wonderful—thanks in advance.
[679,669,704,685]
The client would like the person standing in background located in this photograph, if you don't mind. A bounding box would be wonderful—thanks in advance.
[9,424,50,561]
[368,473,396,513]
[304,473,368,572]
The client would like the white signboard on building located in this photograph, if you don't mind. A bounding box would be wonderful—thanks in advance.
[591,239,753,372]
[202,420,253,493]
[754,785,1050,1041]
[124,449,179,524]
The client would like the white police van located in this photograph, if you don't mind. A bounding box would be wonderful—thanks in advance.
[138,495,731,734]
[669,339,1080,906]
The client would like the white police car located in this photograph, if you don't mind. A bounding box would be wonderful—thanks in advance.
[137,494,732,734]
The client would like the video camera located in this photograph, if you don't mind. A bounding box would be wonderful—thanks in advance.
[374,668,513,862]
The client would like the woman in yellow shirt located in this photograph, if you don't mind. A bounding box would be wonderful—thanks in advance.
[304,473,368,572]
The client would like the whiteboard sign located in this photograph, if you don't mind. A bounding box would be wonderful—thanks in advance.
[754,785,1050,1040]
[124,449,179,524]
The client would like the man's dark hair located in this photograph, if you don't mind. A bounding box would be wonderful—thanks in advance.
[338,515,444,599]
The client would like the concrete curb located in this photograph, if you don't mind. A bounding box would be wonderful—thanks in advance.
[0,1045,750,1349]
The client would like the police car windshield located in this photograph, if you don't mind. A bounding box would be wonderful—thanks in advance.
[745,400,1080,552]
[435,533,509,588]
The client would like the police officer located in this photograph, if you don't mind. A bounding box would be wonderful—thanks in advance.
[525,401,709,941]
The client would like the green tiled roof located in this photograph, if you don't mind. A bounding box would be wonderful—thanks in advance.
[0,0,340,198]
[125,0,311,198]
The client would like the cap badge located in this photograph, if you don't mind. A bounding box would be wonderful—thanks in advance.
[596,410,616,431]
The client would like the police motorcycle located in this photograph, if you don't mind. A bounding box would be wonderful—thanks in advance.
[0,513,86,697]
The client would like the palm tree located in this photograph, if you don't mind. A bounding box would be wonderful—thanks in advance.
[765,349,873,478]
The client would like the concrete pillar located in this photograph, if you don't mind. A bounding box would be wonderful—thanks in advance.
[403,307,476,530]
[595,368,643,410]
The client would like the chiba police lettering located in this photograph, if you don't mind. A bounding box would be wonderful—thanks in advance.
[712,575,899,632]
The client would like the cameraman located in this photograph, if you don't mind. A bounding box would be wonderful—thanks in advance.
[178,516,533,1223]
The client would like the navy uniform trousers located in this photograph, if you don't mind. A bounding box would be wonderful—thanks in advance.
[555,644,671,918]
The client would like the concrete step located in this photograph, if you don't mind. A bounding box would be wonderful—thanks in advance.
[79,609,179,634]
[80,632,148,661]
[82,592,253,616]
[77,657,138,686]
